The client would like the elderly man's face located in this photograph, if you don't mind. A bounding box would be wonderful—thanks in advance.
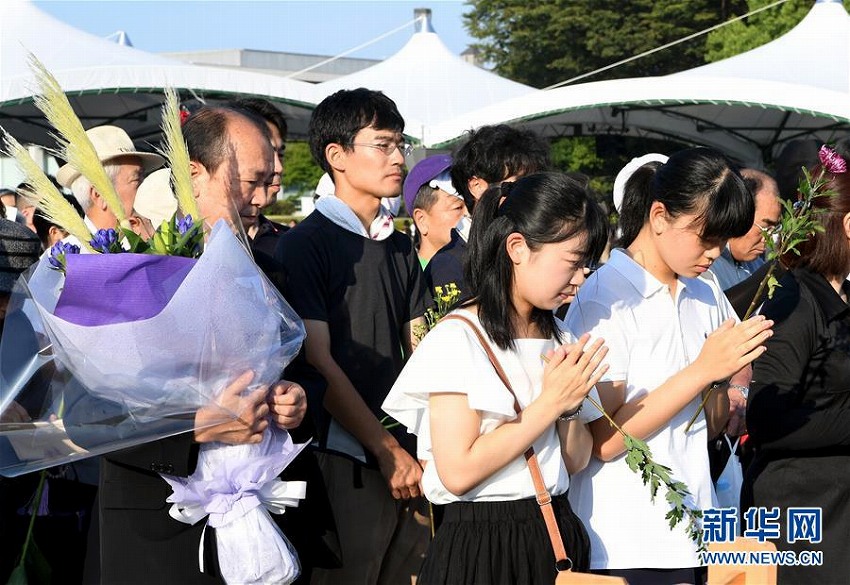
[110,155,145,220]
[728,186,782,262]
[197,117,274,231]
[265,122,284,207]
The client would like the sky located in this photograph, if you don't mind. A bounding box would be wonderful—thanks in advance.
[34,0,476,61]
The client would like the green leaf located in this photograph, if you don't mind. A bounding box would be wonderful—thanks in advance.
[625,446,644,472]
[6,564,28,585]
[119,227,150,254]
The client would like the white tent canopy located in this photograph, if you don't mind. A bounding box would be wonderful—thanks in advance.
[312,9,537,146]
[0,0,317,147]
[427,0,850,164]
[675,0,849,93]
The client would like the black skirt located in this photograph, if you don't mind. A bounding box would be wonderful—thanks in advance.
[418,493,590,585]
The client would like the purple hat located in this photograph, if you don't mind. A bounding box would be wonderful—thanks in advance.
[403,154,457,215]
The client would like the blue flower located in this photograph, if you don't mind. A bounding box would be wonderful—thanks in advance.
[177,214,194,236]
[89,229,119,253]
[48,241,81,270]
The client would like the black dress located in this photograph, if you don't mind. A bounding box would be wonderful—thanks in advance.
[742,267,850,584]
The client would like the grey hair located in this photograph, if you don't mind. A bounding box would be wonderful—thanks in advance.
[70,163,122,211]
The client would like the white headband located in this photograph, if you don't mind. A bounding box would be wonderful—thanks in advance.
[612,153,669,213]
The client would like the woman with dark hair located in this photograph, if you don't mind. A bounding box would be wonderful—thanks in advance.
[565,147,774,584]
[383,172,609,584]
[742,151,850,584]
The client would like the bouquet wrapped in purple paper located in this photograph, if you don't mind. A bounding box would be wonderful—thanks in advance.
[1,221,308,583]
[0,57,308,584]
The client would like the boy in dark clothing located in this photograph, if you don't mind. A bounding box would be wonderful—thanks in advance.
[274,89,430,585]
[425,124,551,298]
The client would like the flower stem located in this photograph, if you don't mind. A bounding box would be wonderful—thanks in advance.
[541,353,703,549]
[584,394,625,436]
[742,261,776,322]
[683,260,779,433]
[18,471,47,566]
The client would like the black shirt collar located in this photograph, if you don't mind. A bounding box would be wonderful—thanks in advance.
[794,267,850,321]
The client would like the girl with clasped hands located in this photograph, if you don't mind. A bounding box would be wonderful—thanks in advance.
[564,148,773,585]
[383,172,610,584]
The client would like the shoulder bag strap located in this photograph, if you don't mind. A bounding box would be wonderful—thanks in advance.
[442,314,572,570]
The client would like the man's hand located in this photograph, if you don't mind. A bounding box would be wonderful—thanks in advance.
[376,443,423,500]
[268,380,306,430]
[194,371,269,444]
[0,401,31,423]
[726,385,748,437]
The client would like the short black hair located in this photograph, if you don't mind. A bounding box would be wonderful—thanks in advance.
[308,88,404,174]
[33,195,83,248]
[227,97,288,141]
[450,124,551,211]
[412,184,439,213]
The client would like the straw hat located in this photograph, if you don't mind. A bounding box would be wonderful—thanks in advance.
[56,125,164,188]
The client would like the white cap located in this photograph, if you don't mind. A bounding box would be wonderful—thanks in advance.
[134,168,177,226]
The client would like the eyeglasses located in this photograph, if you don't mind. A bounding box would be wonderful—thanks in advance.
[350,142,413,157]
[755,221,780,233]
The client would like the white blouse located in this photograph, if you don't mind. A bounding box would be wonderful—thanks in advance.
[382,310,602,504]
[563,249,736,570]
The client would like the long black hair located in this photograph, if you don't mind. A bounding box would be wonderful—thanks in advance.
[464,172,608,350]
[618,147,754,248]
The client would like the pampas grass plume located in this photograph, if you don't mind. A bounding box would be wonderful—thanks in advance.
[28,53,130,228]
[158,88,200,221]
[1,131,95,252]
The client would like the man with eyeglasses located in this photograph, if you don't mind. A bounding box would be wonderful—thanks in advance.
[708,169,782,291]
[275,88,430,585]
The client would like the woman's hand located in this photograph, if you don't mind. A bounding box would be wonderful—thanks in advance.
[541,334,608,417]
[695,316,773,383]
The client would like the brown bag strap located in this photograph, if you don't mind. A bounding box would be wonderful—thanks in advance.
[442,314,572,571]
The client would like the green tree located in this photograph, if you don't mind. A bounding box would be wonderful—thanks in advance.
[550,137,611,201]
[548,135,687,216]
[463,0,746,89]
[705,0,810,62]
[265,194,300,216]
[282,141,323,194]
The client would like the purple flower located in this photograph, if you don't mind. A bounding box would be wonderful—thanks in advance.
[48,241,81,270]
[89,228,119,253]
[176,214,194,236]
[818,145,847,175]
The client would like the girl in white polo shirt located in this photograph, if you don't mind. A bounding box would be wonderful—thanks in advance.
[383,173,609,584]
[564,148,774,585]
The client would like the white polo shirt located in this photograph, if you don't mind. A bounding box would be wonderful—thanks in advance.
[563,249,734,569]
